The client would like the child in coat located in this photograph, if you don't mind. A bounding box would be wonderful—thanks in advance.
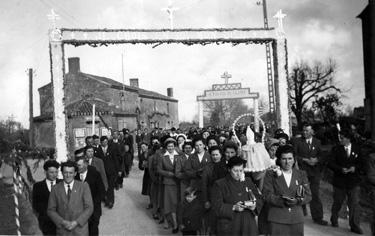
[178,187,204,236]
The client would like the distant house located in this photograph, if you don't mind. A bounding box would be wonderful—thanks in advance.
[33,57,178,152]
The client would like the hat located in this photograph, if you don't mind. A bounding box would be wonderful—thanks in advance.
[164,137,177,145]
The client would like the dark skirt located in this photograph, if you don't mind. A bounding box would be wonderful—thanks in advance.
[141,168,151,195]
[164,184,178,214]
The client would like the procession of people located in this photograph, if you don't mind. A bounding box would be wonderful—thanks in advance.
[29,123,375,236]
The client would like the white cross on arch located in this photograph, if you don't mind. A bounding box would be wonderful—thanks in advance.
[221,71,232,84]
[273,9,287,32]
[161,0,179,30]
[47,9,60,29]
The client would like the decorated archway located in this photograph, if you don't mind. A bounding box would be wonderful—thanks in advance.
[48,16,289,162]
[197,72,261,131]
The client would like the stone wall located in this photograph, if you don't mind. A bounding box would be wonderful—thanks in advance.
[139,97,178,129]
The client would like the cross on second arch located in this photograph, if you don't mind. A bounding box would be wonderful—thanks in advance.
[221,71,232,84]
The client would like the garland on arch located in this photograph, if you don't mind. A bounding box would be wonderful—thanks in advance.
[63,38,275,48]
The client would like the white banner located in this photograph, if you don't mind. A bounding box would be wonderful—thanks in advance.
[197,88,259,101]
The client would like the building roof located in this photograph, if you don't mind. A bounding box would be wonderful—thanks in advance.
[78,72,178,102]
[66,98,137,117]
[39,71,178,102]
[33,98,137,122]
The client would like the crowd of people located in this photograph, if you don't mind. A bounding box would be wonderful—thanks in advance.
[30,124,375,236]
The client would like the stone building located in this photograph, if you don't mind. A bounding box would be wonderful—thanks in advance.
[33,57,178,151]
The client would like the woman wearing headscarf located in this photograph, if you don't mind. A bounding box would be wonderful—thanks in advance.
[262,145,312,236]
[157,137,181,234]
[211,156,263,236]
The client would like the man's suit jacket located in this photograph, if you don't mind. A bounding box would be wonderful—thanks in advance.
[157,152,180,185]
[263,169,312,224]
[294,137,323,177]
[47,181,94,236]
[75,166,105,219]
[89,156,108,191]
[32,179,61,235]
[328,144,364,189]
[185,152,212,190]
[96,145,120,177]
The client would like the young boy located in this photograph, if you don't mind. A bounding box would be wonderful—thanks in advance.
[178,187,204,236]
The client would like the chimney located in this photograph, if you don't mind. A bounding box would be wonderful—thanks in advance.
[129,78,139,88]
[167,88,173,97]
[68,57,80,74]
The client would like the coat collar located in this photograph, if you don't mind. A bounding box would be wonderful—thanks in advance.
[164,150,179,156]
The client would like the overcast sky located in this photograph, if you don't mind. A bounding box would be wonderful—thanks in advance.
[0,0,368,127]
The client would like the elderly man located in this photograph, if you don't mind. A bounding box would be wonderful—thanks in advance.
[294,123,328,226]
[47,161,93,236]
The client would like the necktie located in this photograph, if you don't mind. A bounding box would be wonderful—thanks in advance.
[345,147,350,158]
[307,140,311,150]
[67,184,71,200]
[50,181,54,191]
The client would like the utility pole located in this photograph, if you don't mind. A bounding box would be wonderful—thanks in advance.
[258,0,276,114]
[28,68,34,147]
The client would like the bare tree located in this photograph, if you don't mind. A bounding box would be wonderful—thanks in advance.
[204,99,251,127]
[288,59,341,129]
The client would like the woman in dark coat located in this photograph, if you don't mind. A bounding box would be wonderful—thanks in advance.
[263,144,312,236]
[201,146,223,234]
[211,156,263,236]
[138,142,151,205]
[157,137,181,233]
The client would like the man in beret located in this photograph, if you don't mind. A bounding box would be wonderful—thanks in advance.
[32,160,61,235]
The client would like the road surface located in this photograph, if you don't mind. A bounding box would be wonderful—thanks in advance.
[100,163,371,235]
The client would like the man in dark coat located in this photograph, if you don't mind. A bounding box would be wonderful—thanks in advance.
[294,123,328,225]
[109,131,124,188]
[32,160,61,235]
[328,130,364,234]
[81,146,108,192]
[96,136,120,208]
[75,156,105,236]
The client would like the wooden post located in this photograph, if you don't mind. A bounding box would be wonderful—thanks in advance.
[28,68,34,147]
[49,32,68,163]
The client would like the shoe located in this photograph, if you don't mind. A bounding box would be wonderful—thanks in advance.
[331,222,338,227]
[350,227,363,234]
[108,203,114,209]
[314,219,328,226]
[158,218,164,224]
[152,214,159,220]
[172,228,178,234]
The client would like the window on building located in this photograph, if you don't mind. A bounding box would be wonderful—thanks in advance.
[154,101,156,111]
[167,102,169,113]
[118,119,127,130]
